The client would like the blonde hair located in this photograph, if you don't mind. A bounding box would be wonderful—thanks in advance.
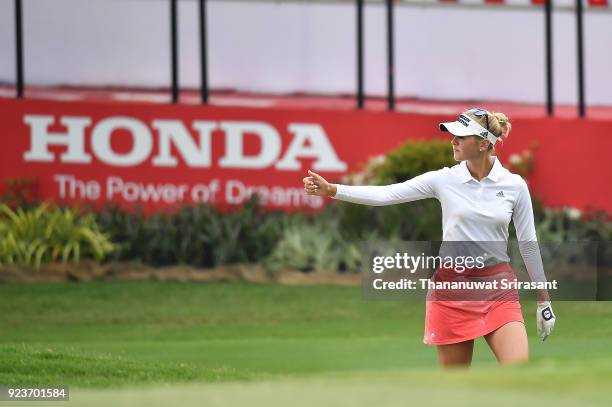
[465,109,512,150]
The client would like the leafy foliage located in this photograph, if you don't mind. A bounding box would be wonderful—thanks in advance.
[0,203,114,269]
[263,215,363,273]
[97,197,287,267]
[335,140,451,242]
[369,140,455,184]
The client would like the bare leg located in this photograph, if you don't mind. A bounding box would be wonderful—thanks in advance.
[437,340,474,368]
[484,321,528,366]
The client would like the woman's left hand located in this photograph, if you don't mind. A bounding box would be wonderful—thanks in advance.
[536,301,556,341]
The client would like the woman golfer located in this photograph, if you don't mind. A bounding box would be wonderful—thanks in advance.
[303,108,556,367]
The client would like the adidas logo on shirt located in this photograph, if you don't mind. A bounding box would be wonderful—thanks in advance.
[496,191,505,198]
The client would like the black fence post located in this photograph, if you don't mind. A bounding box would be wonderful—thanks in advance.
[385,0,395,111]
[170,0,179,103]
[15,0,24,98]
[356,0,364,109]
[199,0,209,104]
[545,0,553,116]
[575,0,586,118]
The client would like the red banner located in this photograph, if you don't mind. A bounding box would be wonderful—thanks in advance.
[1,99,611,215]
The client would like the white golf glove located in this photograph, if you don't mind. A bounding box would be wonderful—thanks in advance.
[536,301,556,341]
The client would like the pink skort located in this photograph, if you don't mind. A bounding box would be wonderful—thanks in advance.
[423,262,525,346]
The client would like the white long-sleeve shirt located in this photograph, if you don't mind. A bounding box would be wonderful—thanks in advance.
[332,157,546,282]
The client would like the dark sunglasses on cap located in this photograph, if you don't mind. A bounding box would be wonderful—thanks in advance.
[466,108,490,132]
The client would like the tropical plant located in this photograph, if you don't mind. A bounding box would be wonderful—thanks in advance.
[341,140,455,186]
[96,197,289,268]
[0,203,115,269]
[263,214,364,273]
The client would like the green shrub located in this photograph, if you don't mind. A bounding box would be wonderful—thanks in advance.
[368,140,455,184]
[96,197,288,268]
[263,215,363,273]
[172,197,287,267]
[0,203,114,269]
[526,206,611,269]
[333,139,451,242]
[333,200,442,242]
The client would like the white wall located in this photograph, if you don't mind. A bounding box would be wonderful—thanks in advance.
[0,0,611,104]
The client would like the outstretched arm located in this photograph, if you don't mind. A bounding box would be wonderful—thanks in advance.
[304,169,439,206]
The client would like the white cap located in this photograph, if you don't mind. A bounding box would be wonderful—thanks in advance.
[439,110,499,145]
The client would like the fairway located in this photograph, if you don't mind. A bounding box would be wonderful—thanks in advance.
[1,282,611,406]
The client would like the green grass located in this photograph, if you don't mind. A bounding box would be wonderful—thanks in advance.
[0,282,611,406]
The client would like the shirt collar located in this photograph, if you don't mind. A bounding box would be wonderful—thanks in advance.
[458,157,504,183]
